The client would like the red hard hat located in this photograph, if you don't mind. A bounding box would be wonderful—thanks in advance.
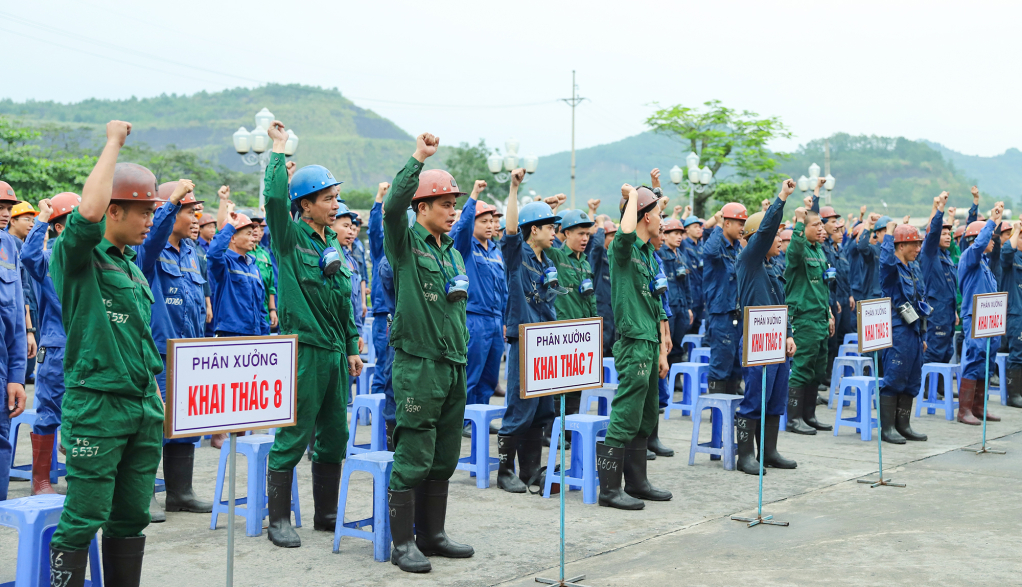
[780,229,793,241]
[413,169,466,201]
[157,181,204,206]
[942,215,954,228]
[954,226,965,239]
[618,186,662,216]
[663,218,684,232]
[49,192,81,223]
[231,213,256,232]
[964,220,987,238]
[819,206,839,219]
[1001,221,1013,233]
[721,202,748,221]
[0,181,19,203]
[475,202,499,218]
[893,223,923,244]
[852,224,865,238]
[197,214,217,227]
[111,163,161,202]
[603,220,618,235]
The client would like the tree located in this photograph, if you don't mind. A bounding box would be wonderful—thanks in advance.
[119,144,260,207]
[708,178,778,217]
[645,100,791,216]
[0,116,96,203]
[444,140,504,207]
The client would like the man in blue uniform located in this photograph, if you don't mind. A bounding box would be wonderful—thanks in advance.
[1002,220,1022,408]
[660,218,692,363]
[703,202,747,394]
[334,203,367,354]
[209,202,266,338]
[921,194,959,375]
[0,181,28,503]
[680,214,705,335]
[368,181,399,447]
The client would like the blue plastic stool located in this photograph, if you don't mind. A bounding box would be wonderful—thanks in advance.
[0,494,102,587]
[687,394,741,470]
[838,343,860,357]
[689,347,711,364]
[7,411,65,483]
[916,363,960,420]
[833,376,878,441]
[993,353,1008,406]
[664,362,708,419]
[829,356,873,408]
[542,415,609,505]
[456,404,506,488]
[210,434,301,537]
[681,334,703,356]
[843,333,858,346]
[347,394,388,457]
[602,358,618,384]
[698,319,707,335]
[350,363,376,406]
[333,451,394,562]
[579,385,616,417]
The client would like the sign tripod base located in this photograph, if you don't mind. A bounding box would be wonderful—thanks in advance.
[730,366,787,529]
[536,575,588,587]
[857,478,906,488]
[966,445,1006,455]
[730,514,789,528]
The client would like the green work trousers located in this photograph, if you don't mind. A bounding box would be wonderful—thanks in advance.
[51,387,164,551]
[389,348,467,492]
[269,343,348,471]
[790,314,829,389]
[606,337,660,447]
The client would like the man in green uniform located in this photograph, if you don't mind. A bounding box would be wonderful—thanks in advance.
[384,132,474,573]
[49,120,166,587]
[264,120,363,548]
[597,184,673,511]
[783,205,836,435]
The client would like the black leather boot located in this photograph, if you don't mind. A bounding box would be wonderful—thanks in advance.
[895,395,927,441]
[388,488,431,573]
[50,545,89,587]
[622,437,672,501]
[726,378,743,396]
[266,468,301,547]
[413,480,475,558]
[311,461,342,531]
[596,443,644,510]
[496,435,527,493]
[734,416,760,475]
[647,421,674,457]
[762,415,797,469]
[802,386,832,431]
[707,379,727,395]
[1008,368,1022,408]
[163,443,214,513]
[785,386,816,435]
[879,395,906,444]
[518,427,546,490]
[386,420,396,452]
[101,535,145,587]
[148,489,165,523]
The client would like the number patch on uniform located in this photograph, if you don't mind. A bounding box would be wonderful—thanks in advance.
[404,398,422,413]
[165,297,184,306]
[422,291,439,303]
[106,311,130,324]
[69,437,101,458]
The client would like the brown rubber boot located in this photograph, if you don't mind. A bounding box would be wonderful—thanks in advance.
[31,433,57,495]
[956,379,981,425]
[971,379,1000,422]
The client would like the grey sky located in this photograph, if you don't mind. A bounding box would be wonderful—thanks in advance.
[2,0,1019,159]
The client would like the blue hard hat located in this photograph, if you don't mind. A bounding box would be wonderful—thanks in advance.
[290,164,342,201]
[499,217,506,230]
[518,202,561,229]
[683,215,703,228]
[334,202,357,221]
[875,216,893,230]
[559,209,595,231]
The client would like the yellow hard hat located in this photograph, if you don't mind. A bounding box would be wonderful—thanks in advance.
[11,202,38,218]
[743,211,766,238]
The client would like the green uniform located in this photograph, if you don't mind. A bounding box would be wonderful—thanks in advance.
[249,244,276,328]
[384,157,469,492]
[50,209,165,551]
[263,152,360,471]
[784,220,830,388]
[547,246,599,411]
[606,230,666,447]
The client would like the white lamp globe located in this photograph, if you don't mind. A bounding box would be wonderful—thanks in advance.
[284,129,299,156]
[487,154,503,174]
[232,127,251,154]
[250,126,270,154]
[686,151,700,170]
[699,166,712,185]
[254,108,274,130]
[669,165,683,185]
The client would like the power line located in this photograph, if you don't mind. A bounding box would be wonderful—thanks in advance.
[346,97,560,110]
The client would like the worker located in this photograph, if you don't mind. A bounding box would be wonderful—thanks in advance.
[368,182,399,446]
[0,180,28,504]
[921,194,959,380]
[680,214,705,335]
[703,202,747,394]
[1002,220,1022,408]
[591,220,618,357]
[208,197,266,338]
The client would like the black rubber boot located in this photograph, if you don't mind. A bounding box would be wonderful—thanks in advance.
[596,443,643,510]
[101,535,145,587]
[762,415,797,469]
[802,386,832,431]
[647,421,674,457]
[1008,368,1022,409]
[707,379,727,395]
[734,416,761,475]
[622,437,672,501]
[49,545,89,587]
[518,428,546,490]
[163,443,214,513]
[386,420,396,452]
[496,435,527,493]
[266,468,301,547]
[726,378,743,396]
[785,387,816,435]
[879,395,906,444]
[413,480,475,558]
[895,395,927,441]
[388,488,431,573]
[149,489,165,523]
[311,461,342,531]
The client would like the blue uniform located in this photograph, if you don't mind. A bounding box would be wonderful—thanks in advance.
[921,212,958,364]
[681,237,705,331]
[13,237,37,383]
[958,220,1000,380]
[702,225,742,382]
[879,234,926,397]
[0,230,27,501]
[659,243,690,362]
[590,227,616,355]
[1002,241,1022,369]
[208,225,266,337]
[22,222,67,435]
[855,228,882,300]
[499,231,557,435]
[654,252,674,408]
[451,198,507,407]
[368,202,396,422]
[344,246,365,333]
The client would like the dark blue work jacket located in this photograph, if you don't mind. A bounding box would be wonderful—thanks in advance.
[450,198,507,318]
[21,222,66,348]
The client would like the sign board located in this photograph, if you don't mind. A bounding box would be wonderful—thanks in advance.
[857,298,893,353]
[165,335,298,438]
[519,318,603,399]
[971,293,1008,338]
[742,305,788,367]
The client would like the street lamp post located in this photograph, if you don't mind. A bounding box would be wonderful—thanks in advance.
[668,151,714,213]
[232,107,299,208]
[796,163,836,206]
[487,137,539,184]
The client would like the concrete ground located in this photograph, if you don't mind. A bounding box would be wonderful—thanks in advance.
[3,383,1020,587]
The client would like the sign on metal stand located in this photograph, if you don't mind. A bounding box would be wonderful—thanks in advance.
[519,318,603,587]
[731,305,790,528]
[964,293,1008,455]
[165,335,299,587]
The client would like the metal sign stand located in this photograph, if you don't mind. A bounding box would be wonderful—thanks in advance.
[966,338,1006,456]
[226,432,238,587]
[858,351,905,488]
[732,367,788,528]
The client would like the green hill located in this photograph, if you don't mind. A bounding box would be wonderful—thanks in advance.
[920,140,1022,203]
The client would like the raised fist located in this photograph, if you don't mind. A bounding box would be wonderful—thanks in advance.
[673,205,683,217]
[218,185,231,200]
[795,207,807,221]
[170,179,195,203]
[38,198,53,217]
[472,179,487,193]
[415,133,440,159]
[902,215,911,224]
[683,205,692,218]
[267,120,287,142]
[860,205,867,215]
[376,182,391,203]
[587,198,601,211]
[816,177,827,189]
[286,161,297,180]
[649,168,661,188]
[803,195,813,209]
[780,178,796,199]
[868,212,881,225]
[510,168,526,187]
[621,184,636,198]
[106,120,132,146]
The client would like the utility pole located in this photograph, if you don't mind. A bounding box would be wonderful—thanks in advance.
[560,70,586,210]
[824,139,831,204]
